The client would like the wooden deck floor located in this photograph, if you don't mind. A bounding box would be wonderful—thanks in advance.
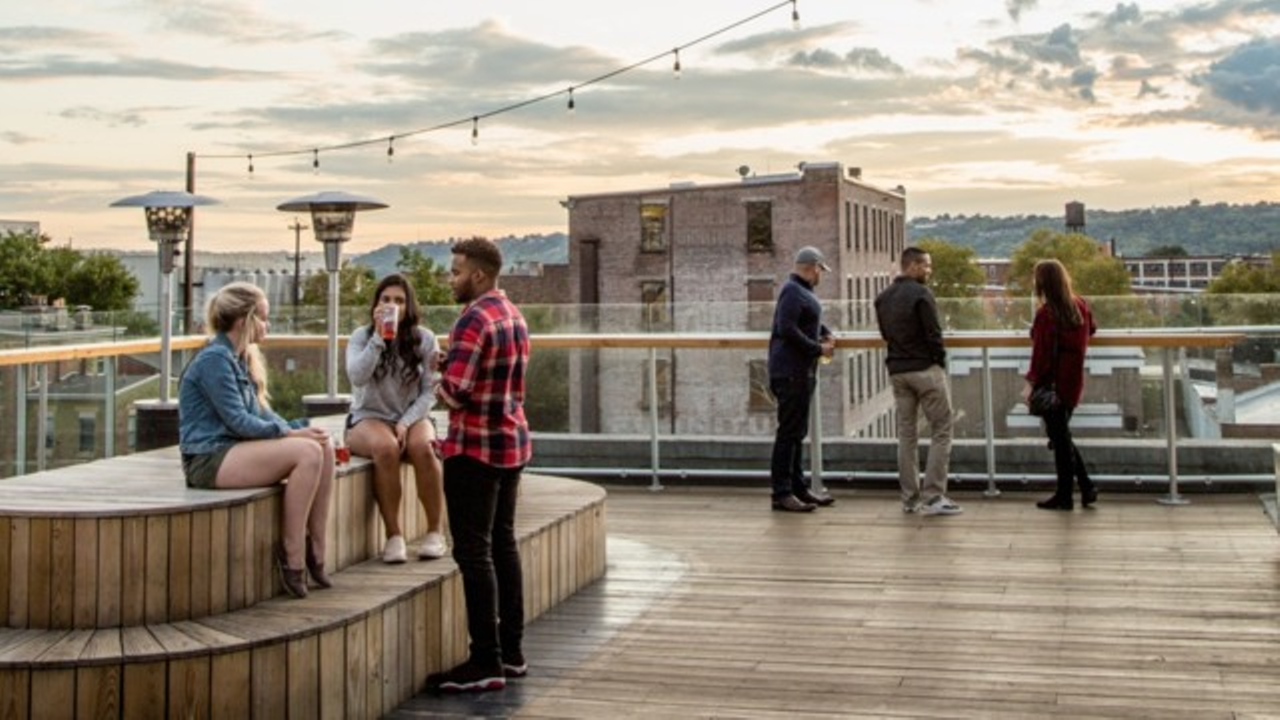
[392,487,1280,719]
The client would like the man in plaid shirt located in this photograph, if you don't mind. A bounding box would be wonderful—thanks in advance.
[427,237,532,694]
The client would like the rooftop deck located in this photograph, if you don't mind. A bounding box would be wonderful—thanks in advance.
[396,486,1279,719]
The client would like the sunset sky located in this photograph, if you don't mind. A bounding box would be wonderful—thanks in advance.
[2,0,1278,253]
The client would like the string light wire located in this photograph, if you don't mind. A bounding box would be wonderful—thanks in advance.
[194,1,798,165]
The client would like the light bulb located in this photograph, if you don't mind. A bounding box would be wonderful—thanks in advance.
[567,88,576,114]
[673,49,682,79]
[247,154,254,178]
[791,0,800,29]
[312,149,319,175]
[387,137,395,163]
[471,117,479,146]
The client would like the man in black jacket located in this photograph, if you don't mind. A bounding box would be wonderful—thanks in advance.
[874,247,961,516]
[767,246,836,512]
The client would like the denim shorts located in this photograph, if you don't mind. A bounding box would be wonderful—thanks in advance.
[182,446,232,489]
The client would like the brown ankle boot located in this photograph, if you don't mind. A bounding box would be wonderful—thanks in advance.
[306,544,332,589]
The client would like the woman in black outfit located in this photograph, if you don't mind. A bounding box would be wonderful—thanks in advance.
[1022,259,1098,510]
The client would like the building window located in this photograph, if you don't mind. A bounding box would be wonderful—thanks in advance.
[639,358,672,413]
[746,201,773,252]
[78,412,96,454]
[640,281,671,330]
[640,203,668,252]
[748,359,774,413]
[747,279,774,331]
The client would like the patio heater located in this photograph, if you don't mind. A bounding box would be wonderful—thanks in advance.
[276,191,388,417]
[110,190,219,449]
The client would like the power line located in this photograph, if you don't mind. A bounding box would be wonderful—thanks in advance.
[196,0,799,165]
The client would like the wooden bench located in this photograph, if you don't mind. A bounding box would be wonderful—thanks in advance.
[1262,443,1280,532]
[0,421,607,718]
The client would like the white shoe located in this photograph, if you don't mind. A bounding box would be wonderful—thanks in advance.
[383,534,408,564]
[919,495,963,516]
[417,532,448,560]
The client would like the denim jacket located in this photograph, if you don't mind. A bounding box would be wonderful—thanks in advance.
[178,333,303,456]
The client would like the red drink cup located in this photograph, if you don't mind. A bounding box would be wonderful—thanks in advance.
[379,305,398,340]
[335,445,351,465]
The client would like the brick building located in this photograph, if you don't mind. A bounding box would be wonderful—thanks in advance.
[564,161,906,436]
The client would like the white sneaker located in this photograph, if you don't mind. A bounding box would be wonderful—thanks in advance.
[417,532,448,560]
[382,534,408,564]
[919,495,963,516]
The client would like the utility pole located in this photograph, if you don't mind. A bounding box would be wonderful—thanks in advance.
[287,218,308,331]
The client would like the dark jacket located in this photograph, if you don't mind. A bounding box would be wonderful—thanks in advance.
[767,273,830,379]
[1025,297,1096,409]
[874,276,946,375]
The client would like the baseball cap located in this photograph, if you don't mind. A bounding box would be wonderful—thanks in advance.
[795,246,831,271]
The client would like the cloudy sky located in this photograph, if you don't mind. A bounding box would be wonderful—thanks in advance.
[2,0,1278,252]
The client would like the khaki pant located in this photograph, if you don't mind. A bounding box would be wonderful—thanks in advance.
[890,364,953,503]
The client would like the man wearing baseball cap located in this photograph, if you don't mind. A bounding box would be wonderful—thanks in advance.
[766,245,836,512]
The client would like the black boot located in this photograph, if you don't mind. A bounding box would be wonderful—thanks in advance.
[1080,484,1098,508]
[1036,495,1073,511]
[306,542,332,589]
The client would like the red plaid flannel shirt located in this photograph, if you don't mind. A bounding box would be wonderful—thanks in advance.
[436,289,531,468]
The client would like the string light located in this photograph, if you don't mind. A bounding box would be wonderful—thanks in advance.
[247,154,254,178]
[791,0,800,30]
[194,1,795,166]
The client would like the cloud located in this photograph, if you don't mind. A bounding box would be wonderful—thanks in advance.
[58,106,182,129]
[131,0,345,44]
[0,131,42,145]
[1197,37,1280,114]
[1009,24,1081,67]
[788,47,903,75]
[1006,0,1038,22]
[0,54,280,82]
[0,26,112,52]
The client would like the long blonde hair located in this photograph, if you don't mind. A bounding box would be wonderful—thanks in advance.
[206,282,272,409]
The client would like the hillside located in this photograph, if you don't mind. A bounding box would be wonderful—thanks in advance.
[907,201,1280,257]
[354,233,568,277]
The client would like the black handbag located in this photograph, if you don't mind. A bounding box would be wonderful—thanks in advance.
[1028,321,1060,417]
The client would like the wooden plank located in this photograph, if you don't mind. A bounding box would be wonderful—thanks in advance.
[210,650,251,720]
[76,664,122,718]
[344,618,367,720]
[169,511,192,622]
[0,518,9,625]
[122,661,167,720]
[364,612,383,720]
[120,516,146,626]
[72,518,97,629]
[28,517,51,628]
[168,656,211,720]
[251,643,287,719]
[318,627,346,720]
[410,589,428,694]
[96,517,122,628]
[189,509,211,619]
[0,669,30,719]
[209,507,230,615]
[287,633,319,720]
[227,503,248,611]
[253,496,275,603]
[30,667,75,720]
[143,514,169,624]
[48,518,75,629]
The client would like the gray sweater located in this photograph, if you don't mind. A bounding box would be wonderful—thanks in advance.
[346,325,439,428]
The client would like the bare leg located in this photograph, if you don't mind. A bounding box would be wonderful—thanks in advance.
[406,419,445,534]
[347,419,405,539]
[307,440,335,563]
[217,437,325,569]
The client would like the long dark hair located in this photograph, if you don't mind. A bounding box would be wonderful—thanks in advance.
[368,273,424,385]
[1033,259,1083,327]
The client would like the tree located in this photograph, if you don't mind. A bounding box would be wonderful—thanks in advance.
[395,246,453,306]
[0,231,54,309]
[301,261,377,308]
[1203,253,1280,326]
[1006,229,1132,298]
[915,238,984,298]
[59,252,140,311]
[1145,244,1188,257]
[1205,252,1280,294]
[0,230,140,311]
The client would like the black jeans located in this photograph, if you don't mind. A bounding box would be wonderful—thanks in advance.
[443,455,524,667]
[769,374,816,498]
[1043,406,1093,499]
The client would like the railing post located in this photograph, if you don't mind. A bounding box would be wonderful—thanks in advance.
[810,367,825,493]
[104,356,116,459]
[15,364,27,476]
[1158,346,1189,505]
[647,347,663,492]
[982,347,1000,497]
[37,364,49,473]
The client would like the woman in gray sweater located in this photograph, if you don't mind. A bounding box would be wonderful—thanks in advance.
[346,273,448,562]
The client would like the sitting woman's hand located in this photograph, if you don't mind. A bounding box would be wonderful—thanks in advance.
[289,426,331,444]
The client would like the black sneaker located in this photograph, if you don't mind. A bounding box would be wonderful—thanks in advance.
[427,659,506,694]
[502,652,528,678]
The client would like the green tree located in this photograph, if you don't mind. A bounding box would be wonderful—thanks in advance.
[1007,229,1132,298]
[59,252,140,311]
[1203,252,1280,325]
[0,231,140,311]
[1205,252,1280,294]
[1145,244,1188,257]
[395,246,453,306]
[301,261,377,308]
[0,231,55,309]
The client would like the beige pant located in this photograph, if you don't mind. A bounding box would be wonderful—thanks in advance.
[890,364,953,503]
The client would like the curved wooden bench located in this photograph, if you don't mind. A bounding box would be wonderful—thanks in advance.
[0,427,608,718]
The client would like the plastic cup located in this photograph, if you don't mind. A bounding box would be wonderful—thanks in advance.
[333,433,350,465]
[379,305,398,340]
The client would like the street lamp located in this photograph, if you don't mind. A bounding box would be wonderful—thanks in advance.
[276,191,388,416]
[110,190,219,449]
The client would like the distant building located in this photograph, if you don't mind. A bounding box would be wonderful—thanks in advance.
[564,161,906,436]
[0,219,40,236]
[1121,254,1269,293]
